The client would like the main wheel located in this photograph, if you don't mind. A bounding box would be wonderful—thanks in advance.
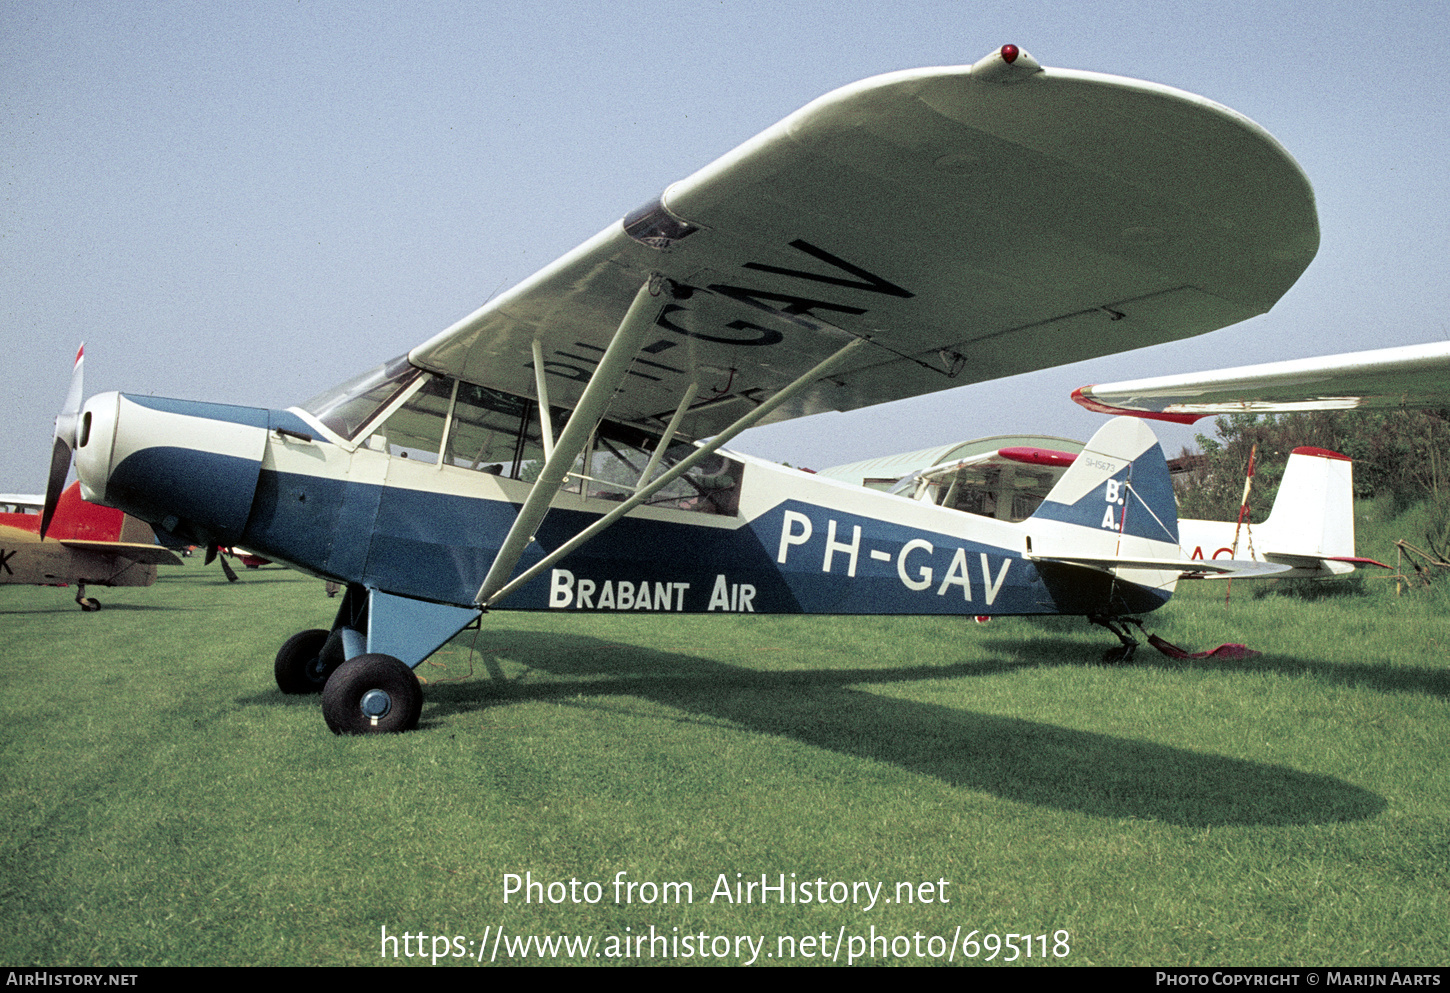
[274,628,330,694]
[321,654,422,735]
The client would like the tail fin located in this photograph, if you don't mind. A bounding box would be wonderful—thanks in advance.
[1029,416,1178,555]
[1176,446,1368,577]
[43,482,127,542]
[1260,447,1354,558]
[1026,417,1181,614]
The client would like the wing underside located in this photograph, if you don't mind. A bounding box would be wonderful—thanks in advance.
[410,51,1319,440]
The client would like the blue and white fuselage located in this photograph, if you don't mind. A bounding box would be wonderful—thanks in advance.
[74,382,1181,625]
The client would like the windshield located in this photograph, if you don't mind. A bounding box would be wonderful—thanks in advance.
[301,355,422,440]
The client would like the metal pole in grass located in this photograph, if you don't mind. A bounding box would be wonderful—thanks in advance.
[1225,443,1259,605]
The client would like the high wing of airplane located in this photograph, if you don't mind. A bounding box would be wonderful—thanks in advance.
[1073,341,1450,422]
[407,47,1317,439]
[51,46,1320,732]
[1,481,183,610]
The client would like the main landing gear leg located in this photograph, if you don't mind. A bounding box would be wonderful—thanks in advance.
[276,626,422,733]
[273,583,367,694]
[1089,615,1142,663]
[276,588,479,734]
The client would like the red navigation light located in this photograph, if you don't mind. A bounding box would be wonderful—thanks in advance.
[1000,44,1019,64]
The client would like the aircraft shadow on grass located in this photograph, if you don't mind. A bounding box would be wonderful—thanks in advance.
[317,627,1386,829]
[983,637,1450,701]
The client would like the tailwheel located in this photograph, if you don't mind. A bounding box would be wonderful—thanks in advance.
[274,628,330,694]
[1089,615,1142,663]
[321,654,422,735]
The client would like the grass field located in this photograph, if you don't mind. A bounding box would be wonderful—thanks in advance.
[2,503,1447,967]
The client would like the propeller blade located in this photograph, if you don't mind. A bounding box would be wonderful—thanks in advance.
[39,437,72,540]
[204,544,240,581]
[39,344,85,541]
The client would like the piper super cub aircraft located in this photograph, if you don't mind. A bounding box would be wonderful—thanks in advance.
[49,46,1322,733]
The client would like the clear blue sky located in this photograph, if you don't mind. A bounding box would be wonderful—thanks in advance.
[5,1,1448,490]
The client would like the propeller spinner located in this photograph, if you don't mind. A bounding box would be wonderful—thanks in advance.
[40,344,85,540]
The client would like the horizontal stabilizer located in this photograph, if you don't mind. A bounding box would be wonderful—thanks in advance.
[1029,554,1292,579]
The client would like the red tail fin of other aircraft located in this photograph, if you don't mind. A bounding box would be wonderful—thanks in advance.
[0,483,130,541]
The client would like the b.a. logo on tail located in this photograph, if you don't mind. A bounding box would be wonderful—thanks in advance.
[1030,417,1178,548]
[1101,478,1127,531]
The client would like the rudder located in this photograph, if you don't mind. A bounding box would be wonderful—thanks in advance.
[1260,446,1355,559]
[1029,416,1178,555]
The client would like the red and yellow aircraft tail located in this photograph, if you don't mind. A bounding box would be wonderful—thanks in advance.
[1,482,147,542]
[0,483,182,610]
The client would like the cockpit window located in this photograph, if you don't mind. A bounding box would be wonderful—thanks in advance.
[301,355,422,440]
[889,461,1060,522]
[580,431,741,515]
[445,382,561,478]
[327,367,744,515]
[371,374,454,463]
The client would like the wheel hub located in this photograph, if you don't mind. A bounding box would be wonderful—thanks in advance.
[360,688,392,723]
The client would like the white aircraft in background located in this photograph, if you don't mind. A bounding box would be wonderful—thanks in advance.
[45,46,1323,733]
[1071,340,1450,574]
[1073,341,1450,422]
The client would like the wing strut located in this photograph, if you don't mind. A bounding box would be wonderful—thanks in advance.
[479,335,868,608]
[475,274,673,604]
[637,380,700,487]
[530,339,557,461]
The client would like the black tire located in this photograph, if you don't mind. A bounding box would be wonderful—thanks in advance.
[79,598,101,612]
[321,654,422,735]
[274,628,330,694]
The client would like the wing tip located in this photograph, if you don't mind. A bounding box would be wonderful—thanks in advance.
[1071,386,1207,424]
